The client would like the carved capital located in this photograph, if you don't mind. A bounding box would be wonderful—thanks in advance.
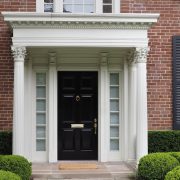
[49,52,57,65]
[134,47,149,63]
[127,48,136,66]
[99,52,108,67]
[11,46,26,62]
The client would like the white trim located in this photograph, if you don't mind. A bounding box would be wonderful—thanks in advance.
[36,0,44,13]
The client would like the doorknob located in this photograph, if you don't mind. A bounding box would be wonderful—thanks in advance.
[94,118,97,135]
[75,95,80,102]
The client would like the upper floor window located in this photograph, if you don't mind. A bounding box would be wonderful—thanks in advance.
[40,0,120,14]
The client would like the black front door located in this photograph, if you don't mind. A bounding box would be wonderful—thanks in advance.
[58,72,98,160]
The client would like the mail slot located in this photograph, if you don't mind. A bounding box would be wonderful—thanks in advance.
[71,124,84,128]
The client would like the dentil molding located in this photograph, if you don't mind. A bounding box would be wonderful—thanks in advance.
[2,12,159,30]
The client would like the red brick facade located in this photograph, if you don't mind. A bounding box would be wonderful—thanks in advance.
[0,0,179,131]
[0,0,36,131]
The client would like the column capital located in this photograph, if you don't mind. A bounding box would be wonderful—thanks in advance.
[134,47,149,63]
[11,46,26,62]
[99,52,108,67]
[49,52,57,65]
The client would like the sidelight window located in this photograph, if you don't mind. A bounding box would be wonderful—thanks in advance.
[36,73,47,151]
[109,73,120,151]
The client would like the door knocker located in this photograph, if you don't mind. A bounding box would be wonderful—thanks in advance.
[75,95,80,102]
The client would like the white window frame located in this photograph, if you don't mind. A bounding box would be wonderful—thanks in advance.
[36,0,120,13]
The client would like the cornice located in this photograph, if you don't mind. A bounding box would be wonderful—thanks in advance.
[2,12,159,30]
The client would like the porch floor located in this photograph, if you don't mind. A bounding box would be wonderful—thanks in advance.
[32,161,136,180]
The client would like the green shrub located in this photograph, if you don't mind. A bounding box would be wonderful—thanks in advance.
[138,153,179,180]
[0,132,12,155]
[169,152,180,163]
[148,131,180,153]
[0,155,31,180]
[0,170,21,180]
[165,166,180,180]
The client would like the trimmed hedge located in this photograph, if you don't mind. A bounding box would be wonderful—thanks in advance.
[0,132,12,155]
[138,153,179,180]
[169,152,180,163]
[0,170,21,180]
[165,166,180,180]
[0,155,31,180]
[148,131,180,153]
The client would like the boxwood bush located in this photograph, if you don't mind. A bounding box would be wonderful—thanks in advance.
[0,132,12,155]
[148,131,180,153]
[165,166,180,180]
[169,152,180,163]
[138,153,179,180]
[0,155,31,180]
[0,170,21,180]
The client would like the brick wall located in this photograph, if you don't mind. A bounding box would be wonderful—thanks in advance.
[121,0,180,130]
[0,0,35,131]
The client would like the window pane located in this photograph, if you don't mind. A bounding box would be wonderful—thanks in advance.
[110,100,119,111]
[36,74,46,85]
[110,127,119,137]
[37,113,46,124]
[36,140,46,151]
[84,0,94,4]
[63,0,72,3]
[110,139,119,151]
[36,127,46,138]
[74,5,83,13]
[36,100,46,111]
[84,5,94,13]
[44,4,53,12]
[110,87,119,98]
[110,113,119,124]
[110,74,119,85]
[44,0,53,3]
[63,5,72,13]
[74,0,83,3]
[103,0,112,3]
[37,87,46,98]
[103,5,112,13]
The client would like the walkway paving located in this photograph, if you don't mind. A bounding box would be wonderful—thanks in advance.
[32,161,136,180]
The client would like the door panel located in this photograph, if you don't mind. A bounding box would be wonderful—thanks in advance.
[58,72,98,160]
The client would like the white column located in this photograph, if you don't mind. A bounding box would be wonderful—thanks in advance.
[11,46,26,156]
[99,53,108,162]
[135,47,149,162]
[128,53,137,161]
[54,0,62,12]
[48,52,58,162]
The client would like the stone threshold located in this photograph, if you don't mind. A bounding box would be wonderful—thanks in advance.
[32,161,136,180]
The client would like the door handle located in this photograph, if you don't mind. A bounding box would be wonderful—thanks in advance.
[71,124,84,128]
[94,118,97,135]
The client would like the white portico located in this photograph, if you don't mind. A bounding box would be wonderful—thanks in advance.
[3,12,159,163]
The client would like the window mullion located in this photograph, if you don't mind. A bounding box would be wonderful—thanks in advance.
[96,0,103,13]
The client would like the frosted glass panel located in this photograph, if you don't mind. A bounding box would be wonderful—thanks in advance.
[84,0,94,4]
[36,100,46,111]
[74,5,83,13]
[37,114,46,124]
[64,0,72,3]
[36,74,46,85]
[110,87,119,98]
[110,113,119,124]
[36,127,46,138]
[110,100,119,111]
[110,127,119,137]
[110,74,119,85]
[37,87,46,98]
[110,140,119,151]
[74,0,83,3]
[36,140,46,151]
[63,5,72,12]
[84,5,94,13]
